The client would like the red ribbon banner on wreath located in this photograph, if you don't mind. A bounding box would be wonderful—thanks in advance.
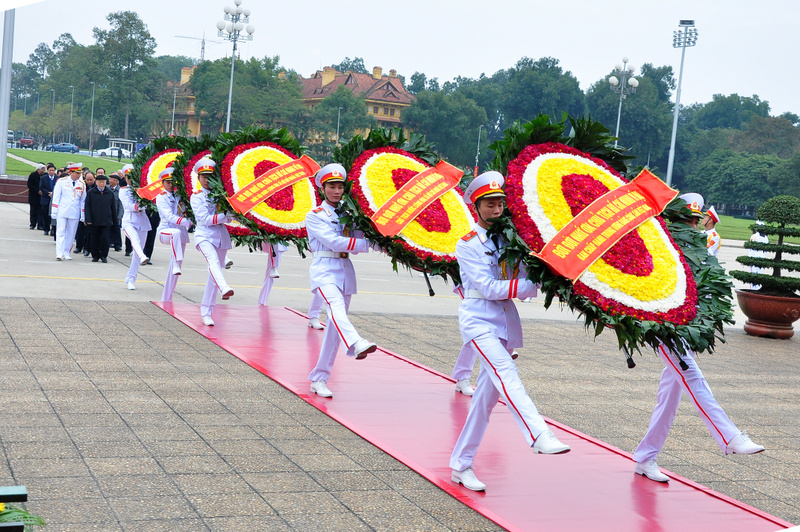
[227,155,321,215]
[531,169,678,281]
[370,160,463,237]
[137,180,165,201]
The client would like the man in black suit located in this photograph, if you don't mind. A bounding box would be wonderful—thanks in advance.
[38,164,57,235]
[27,164,45,229]
[84,174,117,263]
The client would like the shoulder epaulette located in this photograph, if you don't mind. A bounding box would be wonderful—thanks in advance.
[461,230,477,241]
[312,206,323,213]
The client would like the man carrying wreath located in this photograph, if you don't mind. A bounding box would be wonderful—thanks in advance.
[305,163,379,399]
[191,158,235,326]
[450,171,570,493]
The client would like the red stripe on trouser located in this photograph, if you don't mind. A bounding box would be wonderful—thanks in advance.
[318,287,350,349]
[161,232,178,260]
[659,344,729,445]
[472,339,536,442]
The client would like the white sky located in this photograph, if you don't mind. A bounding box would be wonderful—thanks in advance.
[3,0,799,115]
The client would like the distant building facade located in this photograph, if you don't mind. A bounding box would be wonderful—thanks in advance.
[301,66,415,134]
[159,66,204,138]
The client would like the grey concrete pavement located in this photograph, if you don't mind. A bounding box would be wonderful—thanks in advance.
[1,200,798,530]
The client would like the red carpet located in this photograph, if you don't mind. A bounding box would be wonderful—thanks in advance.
[156,302,793,532]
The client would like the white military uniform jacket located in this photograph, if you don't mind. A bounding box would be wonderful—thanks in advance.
[456,225,539,347]
[155,190,191,236]
[190,188,232,250]
[51,177,86,221]
[704,229,721,256]
[120,187,151,231]
[305,201,369,294]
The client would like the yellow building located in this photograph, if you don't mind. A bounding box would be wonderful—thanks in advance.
[159,66,204,137]
[301,66,415,134]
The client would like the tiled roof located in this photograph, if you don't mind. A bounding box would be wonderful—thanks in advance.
[302,70,415,106]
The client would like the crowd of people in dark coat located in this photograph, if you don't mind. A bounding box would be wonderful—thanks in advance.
[26,163,161,263]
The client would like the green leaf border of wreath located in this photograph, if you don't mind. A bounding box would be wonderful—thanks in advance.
[485,114,734,357]
[169,134,218,229]
[333,127,462,285]
[209,125,310,253]
[130,136,192,215]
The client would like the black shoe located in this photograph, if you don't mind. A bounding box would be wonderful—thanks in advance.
[114,247,121,252]
[101,257,108,263]
[43,231,49,236]
[125,251,131,256]
[92,258,99,262]
[83,250,90,256]
[75,247,82,253]
[30,225,35,230]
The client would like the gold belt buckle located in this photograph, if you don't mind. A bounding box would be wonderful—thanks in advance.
[339,252,349,259]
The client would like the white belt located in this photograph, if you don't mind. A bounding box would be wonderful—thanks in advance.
[466,289,510,302]
[314,251,350,259]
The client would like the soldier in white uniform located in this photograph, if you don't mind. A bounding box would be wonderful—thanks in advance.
[306,163,378,398]
[155,167,193,302]
[258,241,326,329]
[258,242,287,306]
[119,164,151,289]
[702,205,721,257]
[190,158,235,326]
[450,172,570,492]
[51,163,86,261]
[633,193,764,483]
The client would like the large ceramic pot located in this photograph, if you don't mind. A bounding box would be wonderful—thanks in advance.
[735,289,800,339]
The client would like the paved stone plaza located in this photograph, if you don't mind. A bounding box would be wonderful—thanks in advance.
[1,201,798,530]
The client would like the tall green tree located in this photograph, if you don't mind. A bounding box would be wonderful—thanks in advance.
[305,85,375,159]
[501,57,584,124]
[93,11,157,139]
[330,57,368,74]
[403,90,487,167]
[692,93,770,130]
[684,149,780,209]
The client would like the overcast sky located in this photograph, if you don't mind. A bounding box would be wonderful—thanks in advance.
[3,0,799,115]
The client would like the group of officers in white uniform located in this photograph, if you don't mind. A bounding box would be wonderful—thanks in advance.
[113,158,765,492]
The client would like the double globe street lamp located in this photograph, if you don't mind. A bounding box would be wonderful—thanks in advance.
[216,0,255,133]
[608,57,639,148]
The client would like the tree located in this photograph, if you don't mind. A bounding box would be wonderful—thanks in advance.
[155,55,196,83]
[403,90,487,167]
[191,55,305,133]
[330,57,367,74]
[733,115,800,159]
[501,57,584,124]
[306,85,376,159]
[93,11,157,139]
[26,43,54,79]
[693,93,770,130]
[407,72,427,95]
[684,149,780,209]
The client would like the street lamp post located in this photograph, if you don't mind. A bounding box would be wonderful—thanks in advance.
[665,20,698,187]
[89,81,95,155]
[607,57,639,148]
[216,0,255,133]
[474,124,482,177]
[50,89,55,144]
[68,85,75,144]
[335,106,342,145]
[170,87,178,135]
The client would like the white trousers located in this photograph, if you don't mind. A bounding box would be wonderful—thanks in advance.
[123,225,148,284]
[196,241,230,317]
[450,333,549,472]
[308,291,324,320]
[308,284,362,382]
[55,218,79,258]
[452,343,478,381]
[633,344,741,462]
[159,229,186,302]
[258,244,285,306]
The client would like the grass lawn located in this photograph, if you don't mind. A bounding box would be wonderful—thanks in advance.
[5,147,126,176]
[717,213,800,244]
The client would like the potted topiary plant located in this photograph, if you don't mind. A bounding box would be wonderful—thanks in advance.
[730,195,800,339]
